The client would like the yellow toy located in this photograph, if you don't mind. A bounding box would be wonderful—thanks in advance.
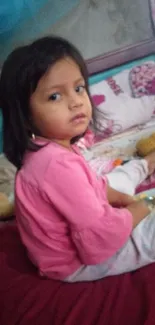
[136,133,155,157]
[0,193,14,220]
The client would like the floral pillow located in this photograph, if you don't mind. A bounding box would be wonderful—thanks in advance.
[129,63,155,98]
[89,79,154,138]
[77,62,155,148]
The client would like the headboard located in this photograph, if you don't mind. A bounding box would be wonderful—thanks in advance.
[86,38,155,76]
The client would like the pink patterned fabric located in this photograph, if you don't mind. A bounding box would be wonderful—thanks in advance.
[106,77,123,95]
[92,94,106,106]
[89,157,115,175]
[76,129,95,149]
[129,63,155,98]
[136,174,155,193]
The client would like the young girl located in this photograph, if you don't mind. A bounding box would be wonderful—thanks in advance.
[1,36,155,282]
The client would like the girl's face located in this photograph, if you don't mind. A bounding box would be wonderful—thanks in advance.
[30,57,92,148]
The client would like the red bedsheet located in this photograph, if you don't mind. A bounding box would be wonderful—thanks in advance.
[0,224,155,325]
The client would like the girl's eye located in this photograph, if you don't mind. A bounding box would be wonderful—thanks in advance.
[49,93,61,101]
[75,85,85,93]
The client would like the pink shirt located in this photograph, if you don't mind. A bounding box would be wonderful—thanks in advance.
[15,141,133,280]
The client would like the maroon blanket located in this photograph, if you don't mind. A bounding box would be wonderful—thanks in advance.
[0,224,155,325]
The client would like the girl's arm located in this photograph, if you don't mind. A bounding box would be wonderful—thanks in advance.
[107,186,150,228]
[107,185,135,207]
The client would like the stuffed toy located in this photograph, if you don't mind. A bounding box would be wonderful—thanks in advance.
[136,133,155,157]
[0,193,14,219]
[0,155,16,221]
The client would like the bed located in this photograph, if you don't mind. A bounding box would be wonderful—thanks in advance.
[1,39,155,325]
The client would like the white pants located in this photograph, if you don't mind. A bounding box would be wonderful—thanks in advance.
[65,159,155,282]
[106,158,148,195]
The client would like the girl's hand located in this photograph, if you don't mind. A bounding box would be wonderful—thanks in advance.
[127,200,151,229]
[107,186,135,207]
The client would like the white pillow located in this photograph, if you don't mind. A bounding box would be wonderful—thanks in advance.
[90,80,154,136]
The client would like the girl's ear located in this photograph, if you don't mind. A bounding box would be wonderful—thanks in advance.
[27,118,41,138]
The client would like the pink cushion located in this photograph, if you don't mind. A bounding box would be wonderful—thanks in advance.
[1,223,155,325]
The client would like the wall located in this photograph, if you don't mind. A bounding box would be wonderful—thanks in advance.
[0,0,153,64]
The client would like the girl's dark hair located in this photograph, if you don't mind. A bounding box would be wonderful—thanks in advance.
[0,36,92,169]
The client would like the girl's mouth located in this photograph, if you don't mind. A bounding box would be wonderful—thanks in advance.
[71,113,86,124]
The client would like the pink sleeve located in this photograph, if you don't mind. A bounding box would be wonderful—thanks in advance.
[44,155,133,265]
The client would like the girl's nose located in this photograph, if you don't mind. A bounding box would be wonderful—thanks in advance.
[68,92,83,110]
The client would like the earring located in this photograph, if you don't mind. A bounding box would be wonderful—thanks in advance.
[32,133,36,140]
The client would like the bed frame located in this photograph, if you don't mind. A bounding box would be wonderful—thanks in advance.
[86,38,155,76]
